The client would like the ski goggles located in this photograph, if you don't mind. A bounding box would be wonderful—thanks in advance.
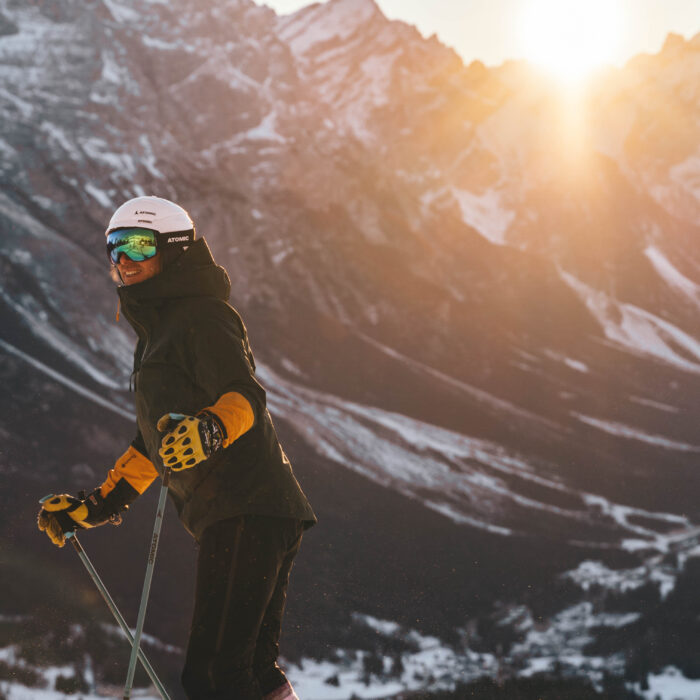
[106,228,158,265]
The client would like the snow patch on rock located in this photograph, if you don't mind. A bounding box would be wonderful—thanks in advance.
[572,413,700,452]
[451,187,514,245]
[645,245,700,307]
[560,270,700,374]
[278,0,379,57]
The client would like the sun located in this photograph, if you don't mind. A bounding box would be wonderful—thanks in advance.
[518,0,623,84]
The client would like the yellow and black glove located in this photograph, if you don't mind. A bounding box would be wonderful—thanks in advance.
[37,490,119,548]
[157,411,225,471]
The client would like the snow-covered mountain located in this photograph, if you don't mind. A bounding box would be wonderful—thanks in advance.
[1,0,699,697]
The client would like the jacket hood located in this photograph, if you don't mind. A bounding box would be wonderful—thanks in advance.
[117,238,231,307]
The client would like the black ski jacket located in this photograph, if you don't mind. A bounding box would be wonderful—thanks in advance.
[117,238,316,540]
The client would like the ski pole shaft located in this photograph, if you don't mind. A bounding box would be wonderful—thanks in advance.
[123,467,171,700]
[66,532,171,700]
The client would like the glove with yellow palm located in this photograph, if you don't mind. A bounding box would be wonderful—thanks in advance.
[157,411,225,471]
[37,490,120,548]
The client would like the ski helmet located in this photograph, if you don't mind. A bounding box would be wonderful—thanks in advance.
[106,195,196,275]
[106,195,195,237]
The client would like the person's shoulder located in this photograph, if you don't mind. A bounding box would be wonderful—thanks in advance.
[187,298,246,336]
[173,295,222,315]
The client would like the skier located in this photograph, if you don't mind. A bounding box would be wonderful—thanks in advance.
[37,195,316,700]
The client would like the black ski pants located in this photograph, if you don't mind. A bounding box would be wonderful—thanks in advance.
[181,514,304,700]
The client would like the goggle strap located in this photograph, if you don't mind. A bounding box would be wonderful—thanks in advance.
[156,229,195,248]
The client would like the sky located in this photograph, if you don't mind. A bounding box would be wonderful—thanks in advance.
[263,0,700,70]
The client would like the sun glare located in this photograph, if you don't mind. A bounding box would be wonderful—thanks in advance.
[518,0,622,84]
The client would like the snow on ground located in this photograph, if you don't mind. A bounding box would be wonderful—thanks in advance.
[138,135,166,180]
[277,0,378,56]
[4,615,491,700]
[81,137,137,175]
[0,628,167,698]
[241,110,287,143]
[84,182,114,208]
[102,0,140,23]
[141,35,188,51]
[99,50,128,85]
[0,85,34,119]
[353,613,401,637]
[629,395,679,413]
[286,613,497,699]
[543,349,589,373]
[634,666,700,700]
[560,269,700,374]
[0,338,134,421]
[285,603,648,699]
[581,494,693,551]
[258,362,695,548]
[0,189,135,379]
[572,413,700,452]
[510,602,630,679]
[644,245,700,307]
[258,363,587,535]
[564,519,700,601]
[670,153,700,202]
[564,560,673,598]
[4,684,159,699]
[331,45,402,142]
[39,121,82,161]
[652,152,700,221]
[355,331,561,432]
[99,623,183,656]
[0,290,125,391]
[201,108,287,159]
[451,187,515,245]
[169,46,261,100]
[0,647,159,699]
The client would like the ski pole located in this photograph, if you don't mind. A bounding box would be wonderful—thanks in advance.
[64,532,171,699]
[123,467,171,700]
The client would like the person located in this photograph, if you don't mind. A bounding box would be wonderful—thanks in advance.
[37,195,316,700]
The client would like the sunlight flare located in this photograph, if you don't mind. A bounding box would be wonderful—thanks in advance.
[518,0,623,84]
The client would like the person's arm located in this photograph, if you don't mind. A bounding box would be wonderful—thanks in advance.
[98,433,159,511]
[200,391,255,448]
[158,307,261,470]
[158,394,256,471]
[186,304,266,418]
[37,433,159,547]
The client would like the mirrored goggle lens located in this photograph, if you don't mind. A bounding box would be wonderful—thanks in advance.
[106,228,157,264]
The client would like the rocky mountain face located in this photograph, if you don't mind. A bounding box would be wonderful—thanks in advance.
[1,0,699,697]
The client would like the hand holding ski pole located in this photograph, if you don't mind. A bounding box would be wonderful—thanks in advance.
[157,411,225,470]
[37,494,171,698]
[37,490,122,547]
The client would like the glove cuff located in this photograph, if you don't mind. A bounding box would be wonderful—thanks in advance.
[81,485,133,526]
[196,410,226,457]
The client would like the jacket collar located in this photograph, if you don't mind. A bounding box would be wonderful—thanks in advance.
[117,238,231,333]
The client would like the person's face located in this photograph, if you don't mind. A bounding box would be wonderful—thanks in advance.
[115,251,162,285]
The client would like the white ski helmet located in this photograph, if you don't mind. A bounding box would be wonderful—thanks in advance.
[105,195,195,237]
